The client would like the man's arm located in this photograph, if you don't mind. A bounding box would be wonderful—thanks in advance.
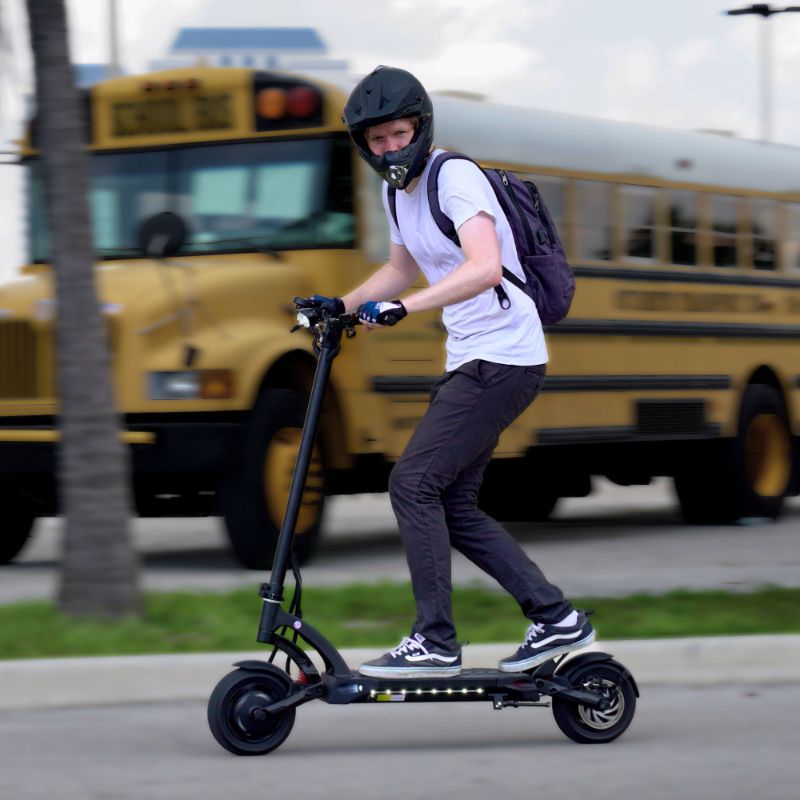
[341,242,421,312]
[400,212,502,315]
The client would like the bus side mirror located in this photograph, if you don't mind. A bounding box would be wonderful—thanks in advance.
[138,212,187,259]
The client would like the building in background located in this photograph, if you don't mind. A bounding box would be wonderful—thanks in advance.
[74,64,120,88]
[149,27,349,74]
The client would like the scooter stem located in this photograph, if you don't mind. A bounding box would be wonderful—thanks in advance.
[265,327,340,602]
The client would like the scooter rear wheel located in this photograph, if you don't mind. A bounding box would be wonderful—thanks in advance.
[551,662,636,743]
[208,666,296,755]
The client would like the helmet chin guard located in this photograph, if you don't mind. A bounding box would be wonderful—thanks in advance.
[385,164,409,188]
[343,65,434,190]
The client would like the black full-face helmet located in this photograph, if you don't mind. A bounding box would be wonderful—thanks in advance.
[343,65,434,190]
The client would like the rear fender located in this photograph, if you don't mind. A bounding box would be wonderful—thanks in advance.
[555,651,640,697]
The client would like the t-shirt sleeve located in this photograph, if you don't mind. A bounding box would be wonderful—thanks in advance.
[437,159,497,235]
[381,182,404,245]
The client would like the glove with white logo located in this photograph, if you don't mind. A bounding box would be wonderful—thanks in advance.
[357,300,408,327]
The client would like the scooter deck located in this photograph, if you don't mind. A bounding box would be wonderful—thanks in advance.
[357,667,533,685]
[333,668,546,705]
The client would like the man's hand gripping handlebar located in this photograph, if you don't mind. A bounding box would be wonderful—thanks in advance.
[291,296,361,352]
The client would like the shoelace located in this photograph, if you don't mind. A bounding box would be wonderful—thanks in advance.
[390,636,427,657]
[524,622,546,644]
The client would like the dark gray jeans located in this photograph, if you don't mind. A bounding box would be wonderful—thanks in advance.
[388,359,572,652]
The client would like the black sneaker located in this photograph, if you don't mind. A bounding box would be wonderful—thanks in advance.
[358,633,462,678]
[498,611,596,672]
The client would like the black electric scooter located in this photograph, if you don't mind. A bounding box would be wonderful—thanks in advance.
[207,304,639,754]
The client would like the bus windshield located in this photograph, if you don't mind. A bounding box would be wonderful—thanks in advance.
[27,136,354,261]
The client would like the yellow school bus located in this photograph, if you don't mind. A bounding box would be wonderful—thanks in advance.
[1,66,799,567]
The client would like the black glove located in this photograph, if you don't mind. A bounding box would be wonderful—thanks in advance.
[296,294,345,316]
[357,300,408,327]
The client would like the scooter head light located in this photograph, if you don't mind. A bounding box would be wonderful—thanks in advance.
[296,309,314,329]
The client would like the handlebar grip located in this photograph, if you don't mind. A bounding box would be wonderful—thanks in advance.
[383,314,398,327]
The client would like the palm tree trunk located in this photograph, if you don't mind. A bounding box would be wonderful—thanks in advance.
[26,0,141,617]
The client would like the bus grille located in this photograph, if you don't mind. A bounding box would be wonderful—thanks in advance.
[0,318,118,401]
[636,400,711,437]
[0,320,53,400]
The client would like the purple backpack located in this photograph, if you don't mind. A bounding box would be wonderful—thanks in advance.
[388,152,575,324]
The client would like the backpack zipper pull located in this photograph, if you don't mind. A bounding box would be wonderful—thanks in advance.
[499,170,509,186]
[494,282,511,310]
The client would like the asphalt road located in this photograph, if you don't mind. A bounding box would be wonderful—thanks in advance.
[2,683,797,800]
[3,481,798,800]
[4,479,799,603]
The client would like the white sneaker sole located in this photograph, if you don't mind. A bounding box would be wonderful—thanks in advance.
[497,630,596,673]
[358,664,462,679]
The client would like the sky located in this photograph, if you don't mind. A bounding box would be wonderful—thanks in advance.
[2,0,800,282]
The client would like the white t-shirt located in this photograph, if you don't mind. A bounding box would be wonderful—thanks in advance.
[383,149,549,372]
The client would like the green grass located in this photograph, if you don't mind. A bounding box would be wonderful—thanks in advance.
[1,583,799,660]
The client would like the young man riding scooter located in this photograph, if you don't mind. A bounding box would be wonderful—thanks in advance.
[297,65,594,679]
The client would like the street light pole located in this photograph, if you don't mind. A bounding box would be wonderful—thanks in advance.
[724,4,800,143]
[759,10,773,141]
[108,0,120,78]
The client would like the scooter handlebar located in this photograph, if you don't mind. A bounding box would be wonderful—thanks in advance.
[291,298,361,336]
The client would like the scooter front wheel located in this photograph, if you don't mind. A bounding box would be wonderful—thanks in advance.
[208,666,296,755]
[551,662,636,744]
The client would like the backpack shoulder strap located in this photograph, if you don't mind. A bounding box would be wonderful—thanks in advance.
[387,185,398,230]
[426,151,477,246]
[428,152,521,310]
[387,152,474,243]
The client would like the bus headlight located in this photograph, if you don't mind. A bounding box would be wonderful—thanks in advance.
[148,370,234,400]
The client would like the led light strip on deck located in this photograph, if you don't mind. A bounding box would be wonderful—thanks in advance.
[371,687,486,702]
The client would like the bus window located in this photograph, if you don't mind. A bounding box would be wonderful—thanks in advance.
[667,190,697,266]
[179,140,334,250]
[576,180,612,261]
[361,168,391,263]
[326,137,354,224]
[750,198,777,271]
[27,138,354,260]
[785,203,800,271]
[622,186,656,262]
[27,150,171,262]
[90,189,121,251]
[710,194,739,268]
[26,163,50,262]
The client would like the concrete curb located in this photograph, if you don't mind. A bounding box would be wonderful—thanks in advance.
[1,634,798,711]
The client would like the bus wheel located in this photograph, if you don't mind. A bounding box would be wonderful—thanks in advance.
[736,384,793,518]
[220,389,324,569]
[675,384,792,523]
[0,491,36,565]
